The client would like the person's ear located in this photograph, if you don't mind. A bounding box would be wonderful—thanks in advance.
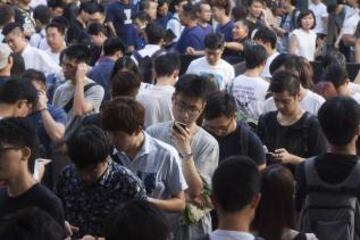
[172,69,179,79]
[250,193,261,210]
[20,146,32,162]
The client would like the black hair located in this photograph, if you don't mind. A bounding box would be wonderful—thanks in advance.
[248,0,265,7]
[204,33,225,50]
[22,69,47,86]
[103,37,125,56]
[0,118,39,172]
[2,22,23,36]
[154,52,180,77]
[175,74,213,101]
[269,53,291,74]
[321,64,348,89]
[79,2,100,15]
[66,125,111,169]
[48,0,66,9]
[269,70,300,96]
[231,5,248,21]
[319,96,360,146]
[253,27,277,49]
[111,56,141,79]
[133,11,151,23]
[61,44,90,63]
[0,77,38,105]
[111,70,142,98]
[211,0,232,16]
[0,207,64,240]
[10,53,26,77]
[105,200,169,240]
[0,4,15,27]
[204,91,236,120]
[33,5,51,25]
[51,16,70,29]
[182,3,198,20]
[146,23,166,44]
[212,156,261,212]
[321,49,346,69]
[46,22,66,35]
[87,22,107,36]
[244,44,267,69]
[297,10,316,30]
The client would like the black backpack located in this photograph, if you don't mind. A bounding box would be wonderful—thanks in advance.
[132,48,166,84]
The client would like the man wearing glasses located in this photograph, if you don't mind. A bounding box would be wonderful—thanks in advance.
[203,91,266,170]
[147,74,219,240]
[186,33,234,90]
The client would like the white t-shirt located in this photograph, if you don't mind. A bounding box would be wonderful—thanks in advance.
[263,89,325,115]
[210,230,255,240]
[261,51,280,79]
[231,74,269,120]
[45,49,61,65]
[166,13,184,41]
[309,2,328,34]
[136,85,175,127]
[291,29,317,61]
[352,93,360,103]
[341,13,360,35]
[186,56,235,90]
[29,29,49,50]
[349,82,360,95]
[131,44,162,65]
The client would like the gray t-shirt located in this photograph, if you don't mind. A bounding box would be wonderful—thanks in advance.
[147,121,219,240]
[52,77,104,123]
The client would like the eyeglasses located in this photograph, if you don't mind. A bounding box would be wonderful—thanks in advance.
[174,100,202,117]
[0,147,21,159]
[203,118,233,137]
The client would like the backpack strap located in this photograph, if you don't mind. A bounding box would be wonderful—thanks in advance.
[63,83,98,113]
[301,112,312,155]
[150,48,166,59]
[132,50,143,63]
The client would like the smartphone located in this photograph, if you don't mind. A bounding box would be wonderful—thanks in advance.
[173,121,187,132]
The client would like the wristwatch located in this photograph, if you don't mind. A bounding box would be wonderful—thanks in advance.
[179,152,193,160]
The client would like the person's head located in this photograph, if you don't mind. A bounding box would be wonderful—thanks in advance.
[253,27,277,52]
[252,164,295,240]
[232,19,249,41]
[322,64,350,96]
[111,56,141,79]
[231,5,248,21]
[0,4,14,28]
[204,33,225,65]
[269,53,291,74]
[66,125,111,184]
[196,1,212,23]
[155,52,180,80]
[212,156,261,220]
[172,74,212,125]
[297,10,316,30]
[105,200,169,240]
[87,23,108,47]
[141,0,158,21]
[146,23,166,45]
[0,77,38,117]
[2,23,26,53]
[321,49,346,69]
[244,44,267,69]
[179,3,198,26]
[22,69,47,93]
[157,0,169,17]
[46,22,65,51]
[48,0,65,17]
[101,97,145,152]
[78,2,100,24]
[134,12,151,32]
[111,69,141,98]
[51,16,70,32]
[314,81,338,100]
[269,70,301,116]
[0,118,39,183]
[173,0,188,14]
[212,0,231,21]
[203,91,237,137]
[60,44,90,80]
[33,5,51,29]
[281,0,296,11]
[103,37,125,59]
[248,0,265,18]
[0,43,13,74]
[87,4,105,25]
[0,207,64,240]
[318,96,360,146]
[9,52,25,77]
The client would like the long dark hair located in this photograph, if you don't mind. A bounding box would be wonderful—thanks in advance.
[252,164,295,240]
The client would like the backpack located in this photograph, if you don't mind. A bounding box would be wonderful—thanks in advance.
[298,157,360,240]
[133,48,166,84]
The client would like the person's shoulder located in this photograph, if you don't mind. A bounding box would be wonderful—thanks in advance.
[147,121,171,132]
[259,110,277,123]
[146,133,179,157]
[190,56,206,65]
[196,127,218,146]
[305,90,325,104]
[31,184,62,204]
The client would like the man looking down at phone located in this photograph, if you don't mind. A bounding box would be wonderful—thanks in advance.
[101,97,187,237]
[147,74,219,240]
[52,44,104,123]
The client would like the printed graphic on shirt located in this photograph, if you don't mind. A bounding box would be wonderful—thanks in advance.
[199,72,224,90]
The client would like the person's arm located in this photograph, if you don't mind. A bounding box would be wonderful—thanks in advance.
[225,41,245,51]
[273,148,305,164]
[341,34,357,46]
[289,33,298,55]
[355,38,360,63]
[107,22,118,37]
[147,191,186,212]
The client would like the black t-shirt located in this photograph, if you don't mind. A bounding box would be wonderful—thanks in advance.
[0,183,65,229]
[0,76,9,86]
[66,19,86,44]
[295,153,360,211]
[216,122,266,166]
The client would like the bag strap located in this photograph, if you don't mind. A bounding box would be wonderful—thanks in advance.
[301,112,312,154]
[132,50,143,62]
[63,82,97,113]
[294,232,307,240]
[151,48,166,58]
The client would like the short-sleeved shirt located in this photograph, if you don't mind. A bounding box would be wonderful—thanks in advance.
[105,1,138,47]
[52,77,104,123]
[309,2,328,34]
[176,25,205,54]
[56,158,146,238]
[200,24,213,36]
[0,183,65,228]
[216,20,234,41]
[214,122,265,165]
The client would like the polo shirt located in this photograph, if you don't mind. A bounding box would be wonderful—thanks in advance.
[176,25,205,54]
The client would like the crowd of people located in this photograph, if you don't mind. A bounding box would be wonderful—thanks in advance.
[1,0,360,239]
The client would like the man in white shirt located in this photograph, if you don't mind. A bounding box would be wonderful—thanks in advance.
[136,53,180,127]
[186,33,234,90]
[2,22,61,76]
[166,0,187,40]
[231,44,268,122]
[309,0,328,35]
[207,156,261,240]
[45,22,66,65]
[254,27,279,80]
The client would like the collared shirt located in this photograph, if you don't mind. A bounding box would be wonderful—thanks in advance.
[210,230,255,240]
[21,43,61,76]
[112,132,187,200]
[131,44,162,65]
[56,158,146,238]
[88,57,115,101]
